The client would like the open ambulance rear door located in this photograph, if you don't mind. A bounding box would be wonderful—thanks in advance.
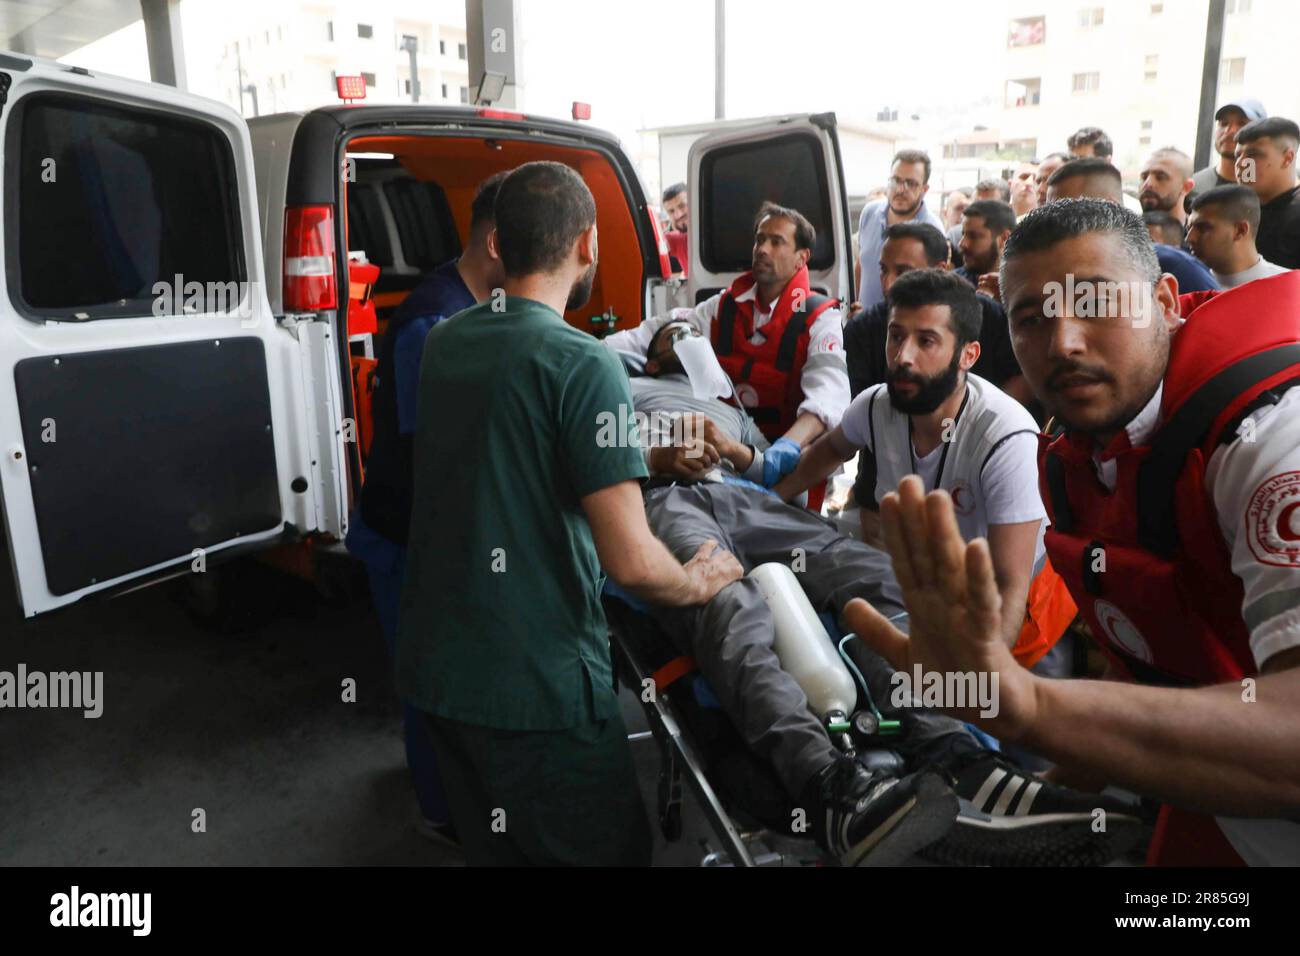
[686,112,853,307]
[0,53,348,618]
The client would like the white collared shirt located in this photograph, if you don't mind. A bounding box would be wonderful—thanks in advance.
[1085,377,1300,865]
[602,287,850,429]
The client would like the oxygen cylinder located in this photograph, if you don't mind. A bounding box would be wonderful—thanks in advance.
[748,563,857,720]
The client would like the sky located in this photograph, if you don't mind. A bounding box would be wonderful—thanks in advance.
[63,0,1009,151]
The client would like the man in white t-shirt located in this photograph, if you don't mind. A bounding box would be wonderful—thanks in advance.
[1186,184,1291,288]
[777,268,1077,680]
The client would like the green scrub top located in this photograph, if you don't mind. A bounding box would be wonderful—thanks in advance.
[396,296,647,730]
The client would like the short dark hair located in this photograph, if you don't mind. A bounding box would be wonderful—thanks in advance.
[1042,151,1070,164]
[470,170,510,234]
[1235,116,1300,149]
[975,178,1011,202]
[963,199,1017,235]
[1191,184,1262,236]
[892,149,932,183]
[1142,210,1185,246]
[662,181,686,203]
[1000,199,1161,302]
[493,161,596,277]
[754,201,816,251]
[649,318,691,356]
[1067,126,1114,158]
[884,222,949,265]
[1048,158,1123,201]
[887,268,983,348]
[1146,146,1193,178]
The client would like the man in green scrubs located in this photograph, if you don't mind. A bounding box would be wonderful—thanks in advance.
[396,161,742,865]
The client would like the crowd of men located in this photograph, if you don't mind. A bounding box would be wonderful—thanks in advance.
[345,93,1300,869]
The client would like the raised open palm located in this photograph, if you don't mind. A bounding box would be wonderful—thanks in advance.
[843,475,1039,738]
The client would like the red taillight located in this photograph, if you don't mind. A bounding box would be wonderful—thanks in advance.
[647,207,672,280]
[284,205,337,312]
[476,107,525,121]
[572,101,591,121]
[336,75,367,101]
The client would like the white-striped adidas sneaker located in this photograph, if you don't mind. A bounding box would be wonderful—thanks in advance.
[924,751,1148,866]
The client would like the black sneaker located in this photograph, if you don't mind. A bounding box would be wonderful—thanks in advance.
[803,757,958,866]
[923,750,1147,866]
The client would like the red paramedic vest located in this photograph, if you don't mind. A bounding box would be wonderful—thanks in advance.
[1039,272,1300,687]
[711,266,837,441]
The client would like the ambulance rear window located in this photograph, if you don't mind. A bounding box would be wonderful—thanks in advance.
[699,132,834,274]
[8,93,245,320]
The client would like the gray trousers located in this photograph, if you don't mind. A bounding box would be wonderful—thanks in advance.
[644,483,975,798]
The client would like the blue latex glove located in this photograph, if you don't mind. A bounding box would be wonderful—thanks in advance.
[720,474,779,497]
[762,437,802,487]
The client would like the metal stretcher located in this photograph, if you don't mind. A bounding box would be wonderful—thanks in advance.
[603,582,828,867]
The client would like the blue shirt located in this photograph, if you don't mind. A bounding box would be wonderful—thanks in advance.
[1155,244,1219,294]
[857,198,946,310]
[390,258,476,433]
[347,257,475,563]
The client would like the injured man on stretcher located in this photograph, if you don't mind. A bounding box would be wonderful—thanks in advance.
[604,319,1144,866]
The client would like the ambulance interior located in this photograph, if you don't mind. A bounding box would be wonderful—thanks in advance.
[339,134,656,469]
[342,134,649,336]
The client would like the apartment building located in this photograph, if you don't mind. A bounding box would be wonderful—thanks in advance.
[968,0,1295,178]
[214,0,470,115]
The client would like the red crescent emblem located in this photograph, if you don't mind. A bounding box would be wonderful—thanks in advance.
[1279,502,1300,542]
[1246,472,1300,567]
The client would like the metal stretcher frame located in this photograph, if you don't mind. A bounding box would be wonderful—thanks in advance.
[607,616,761,867]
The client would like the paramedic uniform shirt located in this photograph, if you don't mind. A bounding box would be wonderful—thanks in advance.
[840,373,1046,564]
[395,296,648,730]
[1094,381,1300,865]
[602,289,849,430]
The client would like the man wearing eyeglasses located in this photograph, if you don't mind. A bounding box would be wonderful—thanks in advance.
[855,150,946,313]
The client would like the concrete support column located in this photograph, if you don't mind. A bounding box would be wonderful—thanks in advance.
[141,0,187,90]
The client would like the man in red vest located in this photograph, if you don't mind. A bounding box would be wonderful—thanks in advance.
[604,202,848,488]
[845,198,1300,866]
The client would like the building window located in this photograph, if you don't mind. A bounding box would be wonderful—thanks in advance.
[1227,0,1252,13]
[1008,15,1046,47]
[1006,77,1041,107]
[1141,119,1153,130]
[361,72,377,88]
[1222,57,1246,85]
[458,42,467,60]
[441,83,448,98]
[459,86,469,104]
[1150,2,1163,12]
[439,40,446,54]
[264,30,270,44]
[1138,136,1151,147]
[327,21,333,41]
[358,23,373,39]
[280,73,287,87]
[1078,7,1104,28]
[1072,71,1100,93]
[1145,54,1158,82]
[330,69,337,89]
